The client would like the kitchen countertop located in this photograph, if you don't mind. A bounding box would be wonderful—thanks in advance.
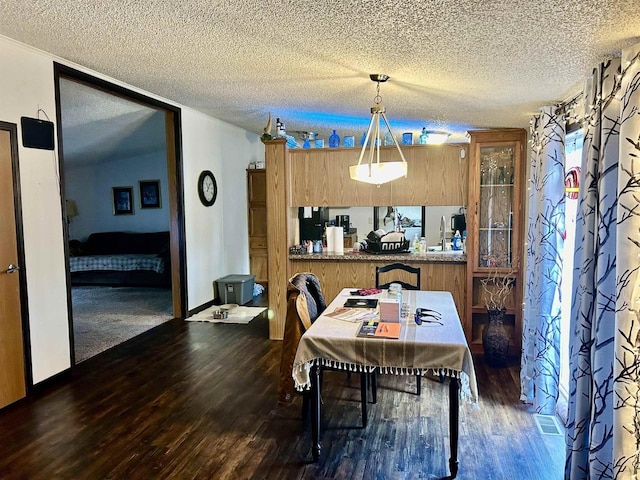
[289,250,466,263]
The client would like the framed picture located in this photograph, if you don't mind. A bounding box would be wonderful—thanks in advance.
[139,180,161,209]
[112,186,134,215]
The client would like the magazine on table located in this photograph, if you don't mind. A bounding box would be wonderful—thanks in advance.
[356,321,401,339]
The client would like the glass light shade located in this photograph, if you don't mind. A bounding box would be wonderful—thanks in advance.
[349,161,407,185]
[425,131,451,144]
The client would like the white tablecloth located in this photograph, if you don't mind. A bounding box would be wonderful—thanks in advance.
[292,288,478,404]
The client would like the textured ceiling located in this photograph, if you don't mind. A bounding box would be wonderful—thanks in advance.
[1,0,639,143]
[59,78,166,165]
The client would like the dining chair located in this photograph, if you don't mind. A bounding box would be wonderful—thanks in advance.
[278,272,371,427]
[375,262,421,290]
[375,263,422,395]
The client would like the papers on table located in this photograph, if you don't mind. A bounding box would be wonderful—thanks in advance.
[326,307,378,323]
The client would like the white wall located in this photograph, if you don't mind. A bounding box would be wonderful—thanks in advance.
[182,109,262,310]
[66,151,170,241]
[0,34,264,384]
[0,37,71,383]
[328,207,372,243]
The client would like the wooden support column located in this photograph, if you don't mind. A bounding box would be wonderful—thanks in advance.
[264,138,289,340]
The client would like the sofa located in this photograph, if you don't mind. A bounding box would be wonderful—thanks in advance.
[69,231,171,287]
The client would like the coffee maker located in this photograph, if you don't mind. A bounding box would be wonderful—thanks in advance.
[299,207,329,241]
[451,213,466,234]
[335,215,350,234]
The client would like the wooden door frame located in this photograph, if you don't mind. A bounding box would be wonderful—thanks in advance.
[52,63,187,366]
[0,121,33,393]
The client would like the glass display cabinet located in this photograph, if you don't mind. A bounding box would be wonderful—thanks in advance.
[478,145,516,268]
[466,129,526,355]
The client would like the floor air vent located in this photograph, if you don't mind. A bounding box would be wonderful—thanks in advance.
[534,414,563,436]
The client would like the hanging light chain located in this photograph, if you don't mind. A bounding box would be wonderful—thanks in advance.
[374,80,382,105]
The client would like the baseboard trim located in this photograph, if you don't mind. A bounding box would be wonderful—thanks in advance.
[31,368,72,395]
[188,299,216,317]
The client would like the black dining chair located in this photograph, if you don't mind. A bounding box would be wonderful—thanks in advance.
[375,262,421,290]
[278,272,371,428]
[375,263,423,395]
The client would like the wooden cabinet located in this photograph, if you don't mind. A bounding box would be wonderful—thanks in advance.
[465,129,526,355]
[288,144,468,207]
[247,169,268,286]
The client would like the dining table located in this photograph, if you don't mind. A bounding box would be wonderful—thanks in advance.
[292,288,478,479]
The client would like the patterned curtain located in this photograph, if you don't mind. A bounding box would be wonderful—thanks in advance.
[520,107,565,415]
[613,43,640,480]
[565,55,621,479]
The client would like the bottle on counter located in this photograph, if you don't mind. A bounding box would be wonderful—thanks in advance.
[419,236,427,255]
[412,234,420,253]
[452,230,462,251]
[419,127,428,145]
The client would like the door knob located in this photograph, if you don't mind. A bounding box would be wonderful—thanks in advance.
[5,264,19,274]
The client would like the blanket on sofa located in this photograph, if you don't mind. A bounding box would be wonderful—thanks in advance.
[69,254,165,274]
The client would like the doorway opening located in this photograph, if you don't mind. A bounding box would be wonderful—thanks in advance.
[54,65,186,364]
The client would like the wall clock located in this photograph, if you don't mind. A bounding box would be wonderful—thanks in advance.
[197,170,217,206]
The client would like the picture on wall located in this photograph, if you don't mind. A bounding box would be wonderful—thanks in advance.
[139,180,161,209]
[112,186,134,215]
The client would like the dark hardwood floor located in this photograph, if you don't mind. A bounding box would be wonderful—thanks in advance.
[0,311,565,479]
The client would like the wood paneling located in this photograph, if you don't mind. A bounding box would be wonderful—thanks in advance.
[264,140,290,339]
[392,145,468,206]
[248,170,268,285]
[0,316,566,479]
[249,252,268,286]
[289,144,468,207]
[247,169,267,205]
[290,260,466,322]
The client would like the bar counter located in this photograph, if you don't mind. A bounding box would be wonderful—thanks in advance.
[289,250,467,321]
[289,251,467,263]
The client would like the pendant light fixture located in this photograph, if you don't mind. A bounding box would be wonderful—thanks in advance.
[349,74,407,186]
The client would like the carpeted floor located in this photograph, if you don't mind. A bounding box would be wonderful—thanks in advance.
[72,286,173,363]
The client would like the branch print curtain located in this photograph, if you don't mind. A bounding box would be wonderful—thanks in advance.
[520,107,565,415]
[613,43,640,480]
[565,56,621,480]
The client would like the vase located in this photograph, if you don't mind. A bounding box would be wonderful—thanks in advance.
[329,130,340,148]
[482,308,509,367]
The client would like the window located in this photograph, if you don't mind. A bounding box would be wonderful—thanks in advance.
[559,128,584,399]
